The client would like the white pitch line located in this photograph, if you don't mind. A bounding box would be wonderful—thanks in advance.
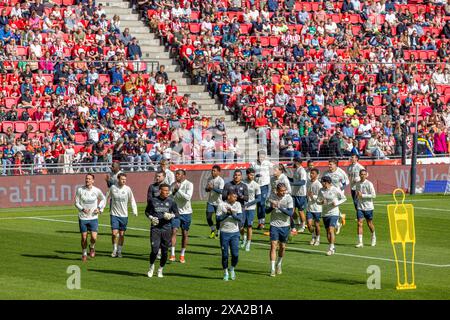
[251,242,450,268]
[18,217,450,268]
[0,214,78,220]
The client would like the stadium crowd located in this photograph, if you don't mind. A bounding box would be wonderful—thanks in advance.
[0,0,243,176]
[1,0,450,176]
[145,0,450,158]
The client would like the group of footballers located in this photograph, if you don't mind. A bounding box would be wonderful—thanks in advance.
[74,152,377,280]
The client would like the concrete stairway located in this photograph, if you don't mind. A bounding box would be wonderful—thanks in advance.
[103,0,259,160]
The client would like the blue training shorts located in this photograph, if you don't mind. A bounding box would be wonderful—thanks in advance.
[79,219,99,233]
[357,210,374,221]
[110,215,128,231]
[172,214,192,231]
[294,196,307,211]
[306,212,321,223]
[243,210,256,228]
[323,216,339,229]
[269,226,290,243]
[206,203,218,213]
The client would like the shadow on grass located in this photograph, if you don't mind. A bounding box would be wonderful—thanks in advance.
[203,266,268,276]
[88,269,147,277]
[54,250,150,261]
[21,254,79,261]
[168,272,220,280]
[317,278,366,286]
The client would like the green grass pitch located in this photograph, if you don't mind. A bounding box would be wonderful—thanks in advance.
[1,194,449,300]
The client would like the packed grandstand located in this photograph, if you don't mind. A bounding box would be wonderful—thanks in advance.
[0,0,449,175]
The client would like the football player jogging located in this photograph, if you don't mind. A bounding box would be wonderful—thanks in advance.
[290,157,307,235]
[306,168,322,246]
[170,169,194,263]
[222,169,249,243]
[74,174,106,262]
[323,158,350,234]
[347,154,365,211]
[105,161,123,252]
[145,183,179,278]
[250,151,274,230]
[317,176,347,256]
[147,171,167,259]
[106,173,138,258]
[147,171,166,202]
[241,167,261,251]
[305,160,316,183]
[267,183,294,277]
[105,161,122,188]
[270,164,292,195]
[354,169,377,248]
[205,165,225,239]
[217,191,243,281]
[160,159,175,186]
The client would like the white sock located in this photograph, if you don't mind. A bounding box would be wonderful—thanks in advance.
[297,218,302,225]
[246,240,251,246]
[158,267,163,272]
[271,260,276,271]
[171,247,175,256]
[243,235,247,242]
[312,231,316,238]
[230,266,234,272]
[118,245,122,253]
[113,243,118,251]
[330,243,335,250]
[82,249,87,256]
[224,268,229,275]
[181,248,186,257]
[372,232,376,239]
[90,243,95,249]
[276,257,283,267]
[316,235,320,242]
[358,234,363,243]
[149,263,154,270]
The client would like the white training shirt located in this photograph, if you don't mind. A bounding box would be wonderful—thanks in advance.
[355,179,376,211]
[317,186,347,217]
[207,175,225,206]
[323,167,350,190]
[270,173,292,195]
[306,179,323,213]
[347,162,365,190]
[244,179,261,211]
[172,179,194,215]
[164,168,175,186]
[75,186,106,221]
[106,185,138,217]
[292,166,307,196]
[250,159,273,187]
[107,170,123,187]
[269,193,294,228]
[217,201,242,233]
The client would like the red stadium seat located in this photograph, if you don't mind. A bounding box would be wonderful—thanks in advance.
[14,122,27,133]
[259,36,270,47]
[39,121,54,132]
[75,133,87,144]
[2,121,13,133]
[26,121,39,132]
[5,98,18,109]
[189,23,201,34]
[269,36,280,47]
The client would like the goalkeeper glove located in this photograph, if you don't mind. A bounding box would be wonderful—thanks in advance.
[149,215,159,226]
[163,212,175,220]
